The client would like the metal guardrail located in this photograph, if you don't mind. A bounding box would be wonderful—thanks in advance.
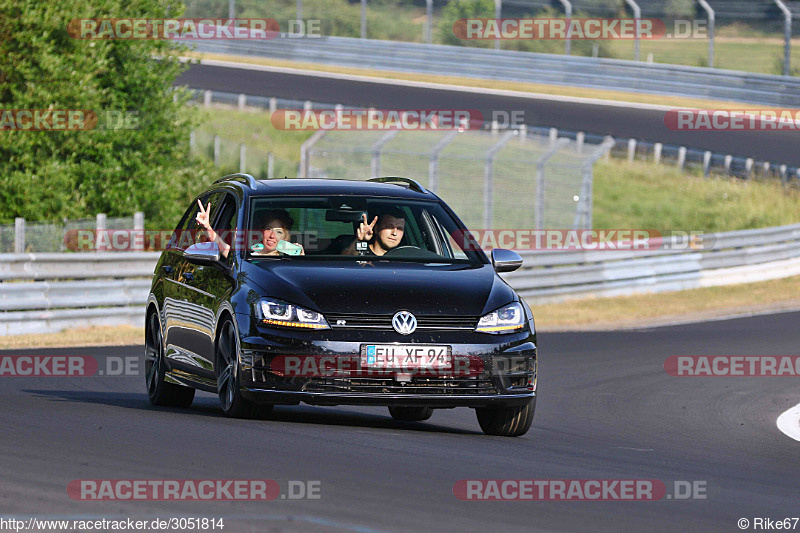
[191,37,800,107]
[4,222,800,335]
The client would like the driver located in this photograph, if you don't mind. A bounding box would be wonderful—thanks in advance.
[343,206,405,256]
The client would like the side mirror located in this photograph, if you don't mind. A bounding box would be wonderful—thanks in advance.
[185,241,220,263]
[491,248,523,273]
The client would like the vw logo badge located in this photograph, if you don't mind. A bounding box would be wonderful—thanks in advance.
[392,311,417,335]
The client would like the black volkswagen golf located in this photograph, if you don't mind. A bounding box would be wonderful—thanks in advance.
[145,174,537,436]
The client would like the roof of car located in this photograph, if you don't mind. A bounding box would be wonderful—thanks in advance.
[217,177,435,200]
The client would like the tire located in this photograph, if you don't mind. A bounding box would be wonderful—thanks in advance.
[145,311,195,408]
[388,406,433,422]
[215,318,266,418]
[475,398,535,437]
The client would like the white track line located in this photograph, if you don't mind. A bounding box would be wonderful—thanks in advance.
[777,402,800,442]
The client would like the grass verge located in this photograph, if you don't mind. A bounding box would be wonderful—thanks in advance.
[0,325,143,350]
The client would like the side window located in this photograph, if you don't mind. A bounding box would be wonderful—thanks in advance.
[169,192,225,251]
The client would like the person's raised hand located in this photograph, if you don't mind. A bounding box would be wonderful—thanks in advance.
[195,200,211,230]
[356,214,378,241]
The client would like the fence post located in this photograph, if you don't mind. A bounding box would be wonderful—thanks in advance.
[428,131,458,194]
[698,0,715,68]
[14,217,25,254]
[299,130,327,178]
[214,135,221,167]
[774,0,792,76]
[268,152,274,180]
[494,0,502,51]
[557,0,572,55]
[535,138,570,229]
[624,0,641,61]
[483,131,515,229]
[425,0,433,44]
[133,211,145,252]
[228,0,235,18]
[96,213,106,252]
[239,143,246,173]
[296,0,302,20]
[361,0,367,39]
[370,130,399,178]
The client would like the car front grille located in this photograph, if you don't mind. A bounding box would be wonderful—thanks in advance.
[302,376,497,395]
[326,313,478,331]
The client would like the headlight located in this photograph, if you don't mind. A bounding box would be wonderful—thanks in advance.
[257,299,329,330]
[476,302,525,334]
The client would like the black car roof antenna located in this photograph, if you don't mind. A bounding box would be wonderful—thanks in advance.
[368,176,427,194]
[214,173,257,189]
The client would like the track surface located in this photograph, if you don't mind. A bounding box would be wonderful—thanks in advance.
[176,63,800,167]
[2,312,799,532]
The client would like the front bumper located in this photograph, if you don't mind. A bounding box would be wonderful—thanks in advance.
[235,313,537,408]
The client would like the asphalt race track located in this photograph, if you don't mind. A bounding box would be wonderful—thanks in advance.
[1,311,798,532]
[176,63,800,168]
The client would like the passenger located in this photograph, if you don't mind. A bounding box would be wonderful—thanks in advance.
[196,201,303,258]
[343,207,406,256]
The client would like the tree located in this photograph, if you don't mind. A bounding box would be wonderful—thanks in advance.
[0,0,215,228]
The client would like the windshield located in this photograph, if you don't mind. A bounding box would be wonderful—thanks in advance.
[243,196,485,264]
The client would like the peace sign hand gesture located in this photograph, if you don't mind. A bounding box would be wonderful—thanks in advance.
[195,200,212,230]
[357,214,378,241]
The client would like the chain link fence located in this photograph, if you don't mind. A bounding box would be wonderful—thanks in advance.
[302,128,613,230]
[0,215,141,253]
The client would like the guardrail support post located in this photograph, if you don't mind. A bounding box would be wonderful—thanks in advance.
[134,212,144,252]
[549,128,558,143]
[519,124,527,143]
[698,0,715,68]
[96,213,106,252]
[703,151,712,177]
[724,155,732,175]
[576,131,585,154]
[624,0,641,61]
[238,93,246,111]
[745,158,754,178]
[269,97,277,114]
[214,135,221,167]
[361,0,367,39]
[774,0,792,76]
[203,90,212,108]
[627,138,636,163]
[678,146,687,170]
[780,164,788,184]
[304,100,312,111]
[239,143,246,173]
[14,217,25,254]
[763,162,771,176]
[654,143,662,165]
[557,0,572,55]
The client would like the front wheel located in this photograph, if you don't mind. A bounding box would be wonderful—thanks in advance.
[216,319,266,418]
[388,406,433,422]
[144,312,195,408]
[475,398,535,437]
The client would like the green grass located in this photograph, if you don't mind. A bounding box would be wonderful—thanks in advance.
[197,106,800,232]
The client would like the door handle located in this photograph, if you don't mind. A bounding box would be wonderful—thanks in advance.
[182,272,194,282]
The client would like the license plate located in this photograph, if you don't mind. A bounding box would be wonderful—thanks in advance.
[361,344,452,370]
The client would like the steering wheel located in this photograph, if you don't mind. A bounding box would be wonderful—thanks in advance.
[382,245,421,256]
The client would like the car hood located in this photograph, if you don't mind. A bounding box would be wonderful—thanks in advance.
[241,260,515,317]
